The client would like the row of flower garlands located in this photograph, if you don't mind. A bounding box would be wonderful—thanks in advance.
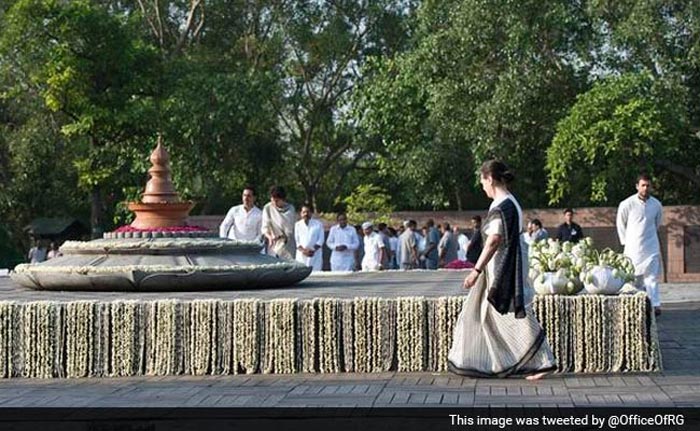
[0,295,659,378]
[530,238,638,295]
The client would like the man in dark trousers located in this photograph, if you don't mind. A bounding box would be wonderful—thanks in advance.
[465,215,483,264]
[556,208,584,243]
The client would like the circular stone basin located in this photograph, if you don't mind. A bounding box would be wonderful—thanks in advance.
[10,238,312,292]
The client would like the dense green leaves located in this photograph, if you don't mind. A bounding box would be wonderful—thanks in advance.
[1,0,700,262]
[547,72,691,205]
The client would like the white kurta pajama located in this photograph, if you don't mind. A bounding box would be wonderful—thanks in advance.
[361,232,385,271]
[219,205,262,241]
[294,219,325,271]
[325,225,360,271]
[616,194,663,307]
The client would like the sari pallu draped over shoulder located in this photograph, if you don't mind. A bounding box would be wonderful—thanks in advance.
[486,198,526,319]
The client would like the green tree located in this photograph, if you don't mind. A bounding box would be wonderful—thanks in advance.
[269,0,414,210]
[546,72,696,205]
[355,0,592,209]
[0,0,160,236]
[340,184,395,225]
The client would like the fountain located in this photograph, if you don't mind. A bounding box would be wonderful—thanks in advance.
[10,137,312,291]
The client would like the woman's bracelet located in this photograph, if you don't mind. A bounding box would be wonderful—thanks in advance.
[473,267,482,274]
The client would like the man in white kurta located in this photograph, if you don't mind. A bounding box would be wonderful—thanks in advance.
[294,205,325,271]
[361,222,385,271]
[325,213,359,271]
[616,175,663,314]
[219,186,262,242]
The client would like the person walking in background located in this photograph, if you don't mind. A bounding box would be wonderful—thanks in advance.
[388,227,399,269]
[449,160,556,380]
[466,216,483,265]
[454,225,469,261]
[377,223,392,269]
[415,224,427,269]
[47,242,63,259]
[616,173,664,316]
[294,204,325,271]
[27,239,47,263]
[556,208,584,243]
[219,185,262,242]
[354,224,365,271]
[326,213,360,272]
[526,219,548,245]
[261,185,296,260]
[438,222,459,266]
[422,219,440,269]
[398,220,419,270]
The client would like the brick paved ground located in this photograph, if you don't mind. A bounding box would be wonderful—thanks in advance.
[0,301,696,408]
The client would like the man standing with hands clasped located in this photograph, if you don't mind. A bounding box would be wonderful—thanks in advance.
[616,173,664,316]
[326,213,360,272]
[294,204,325,271]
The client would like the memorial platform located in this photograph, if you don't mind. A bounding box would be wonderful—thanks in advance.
[0,270,661,378]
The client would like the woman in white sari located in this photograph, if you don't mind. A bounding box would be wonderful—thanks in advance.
[448,160,556,380]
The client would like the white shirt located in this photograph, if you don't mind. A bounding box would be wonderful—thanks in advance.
[616,194,663,275]
[294,218,325,271]
[416,232,426,253]
[219,205,262,241]
[457,233,469,261]
[362,232,385,270]
[326,224,360,271]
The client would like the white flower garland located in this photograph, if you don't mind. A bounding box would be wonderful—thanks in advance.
[233,299,260,374]
[263,299,296,373]
[110,301,144,377]
[296,300,316,373]
[187,300,215,375]
[65,301,95,378]
[318,298,340,373]
[397,297,426,372]
[215,301,234,375]
[341,300,355,372]
[146,300,176,376]
[0,302,12,378]
[22,302,59,378]
[0,293,662,378]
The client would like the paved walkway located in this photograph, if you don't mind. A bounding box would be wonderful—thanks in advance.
[0,299,696,408]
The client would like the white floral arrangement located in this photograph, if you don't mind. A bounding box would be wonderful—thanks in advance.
[579,248,636,295]
[530,237,635,295]
[530,238,592,295]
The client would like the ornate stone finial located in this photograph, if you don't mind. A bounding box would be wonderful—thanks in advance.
[127,135,194,229]
[142,134,179,204]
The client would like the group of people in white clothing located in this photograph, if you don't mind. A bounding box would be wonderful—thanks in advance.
[219,185,482,273]
[219,174,665,316]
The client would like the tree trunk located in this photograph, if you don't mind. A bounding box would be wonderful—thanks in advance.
[454,185,463,211]
[302,182,317,212]
[90,185,104,239]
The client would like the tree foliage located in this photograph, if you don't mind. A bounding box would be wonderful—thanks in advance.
[1,0,700,262]
[547,72,692,205]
